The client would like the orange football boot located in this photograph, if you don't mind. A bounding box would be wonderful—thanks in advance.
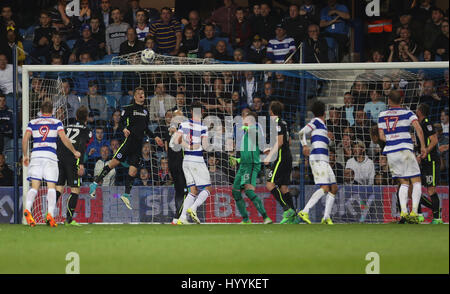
[24,209,36,227]
[46,213,58,227]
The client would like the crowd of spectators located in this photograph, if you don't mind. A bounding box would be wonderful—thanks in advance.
[0,0,448,187]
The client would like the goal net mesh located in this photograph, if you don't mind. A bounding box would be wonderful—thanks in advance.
[24,53,449,224]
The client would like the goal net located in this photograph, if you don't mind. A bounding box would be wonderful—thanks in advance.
[21,54,449,224]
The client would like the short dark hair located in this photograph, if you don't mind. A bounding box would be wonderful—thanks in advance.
[134,86,145,95]
[76,105,89,123]
[311,100,326,117]
[388,90,402,105]
[417,103,430,117]
[161,6,171,13]
[40,101,53,114]
[269,101,283,116]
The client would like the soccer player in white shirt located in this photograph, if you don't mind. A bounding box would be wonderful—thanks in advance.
[298,101,338,225]
[378,90,427,223]
[171,102,212,224]
[22,101,80,227]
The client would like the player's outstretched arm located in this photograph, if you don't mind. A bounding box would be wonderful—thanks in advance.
[299,125,312,156]
[58,130,80,158]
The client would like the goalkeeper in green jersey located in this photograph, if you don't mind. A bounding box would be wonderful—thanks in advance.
[230,111,273,224]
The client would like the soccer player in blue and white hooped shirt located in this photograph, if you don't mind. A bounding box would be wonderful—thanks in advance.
[378,90,427,223]
[22,101,80,227]
[298,101,338,225]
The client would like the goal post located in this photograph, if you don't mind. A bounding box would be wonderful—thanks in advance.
[21,60,449,224]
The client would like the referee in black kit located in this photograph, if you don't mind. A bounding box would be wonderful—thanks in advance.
[89,87,151,210]
[168,109,188,224]
[416,103,443,224]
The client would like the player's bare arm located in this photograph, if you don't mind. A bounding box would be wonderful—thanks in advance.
[22,130,32,166]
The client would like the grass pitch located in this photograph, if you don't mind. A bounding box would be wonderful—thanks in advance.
[0,224,448,274]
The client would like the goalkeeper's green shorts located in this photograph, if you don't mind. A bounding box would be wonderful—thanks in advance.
[233,163,261,190]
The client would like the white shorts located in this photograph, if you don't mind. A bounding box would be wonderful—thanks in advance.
[310,160,336,186]
[386,149,421,179]
[182,160,211,188]
[27,157,59,183]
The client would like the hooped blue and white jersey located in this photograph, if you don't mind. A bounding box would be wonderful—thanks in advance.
[177,119,208,163]
[378,108,418,154]
[305,117,329,162]
[26,115,64,162]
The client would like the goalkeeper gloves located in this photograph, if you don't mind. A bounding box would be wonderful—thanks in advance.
[229,156,241,167]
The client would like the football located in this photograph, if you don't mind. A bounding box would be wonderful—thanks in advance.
[141,48,155,63]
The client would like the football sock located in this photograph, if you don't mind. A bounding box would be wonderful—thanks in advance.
[398,184,409,214]
[25,188,38,212]
[233,189,249,220]
[180,193,196,220]
[270,187,289,211]
[47,188,57,217]
[175,192,187,219]
[94,165,111,183]
[124,174,135,195]
[323,193,335,219]
[66,192,79,223]
[282,192,295,210]
[190,189,210,212]
[430,193,441,219]
[419,194,432,214]
[245,189,268,219]
[303,188,325,214]
[411,182,422,214]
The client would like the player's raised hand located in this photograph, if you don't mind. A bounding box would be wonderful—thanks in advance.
[123,128,130,138]
[23,156,29,167]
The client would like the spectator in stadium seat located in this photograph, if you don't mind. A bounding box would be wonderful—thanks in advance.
[420,49,437,61]
[319,0,350,62]
[0,54,13,95]
[367,49,385,62]
[364,89,386,124]
[0,94,13,154]
[418,79,442,117]
[70,24,100,62]
[30,11,56,64]
[134,168,151,186]
[144,35,157,51]
[180,25,200,58]
[99,0,113,28]
[343,92,355,126]
[139,142,159,184]
[345,141,375,185]
[343,168,357,185]
[199,23,233,58]
[148,7,182,56]
[273,72,295,104]
[148,81,176,124]
[119,27,145,56]
[329,148,343,184]
[432,20,449,61]
[81,80,109,126]
[46,31,71,64]
[411,0,435,28]
[74,0,92,29]
[300,0,321,26]
[354,108,372,148]
[350,80,369,105]
[213,40,233,61]
[0,153,13,186]
[90,16,106,58]
[208,153,229,185]
[250,3,280,45]
[86,126,110,178]
[223,71,237,93]
[283,4,309,47]
[104,109,124,141]
[388,39,419,62]
[266,23,296,64]
[134,8,150,42]
[203,78,229,118]
[336,132,353,167]
[94,145,116,186]
[230,6,252,49]
[54,79,81,124]
[158,157,173,186]
[377,154,393,185]
[184,10,204,40]
[0,5,16,28]
[261,81,276,104]
[124,0,141,28]
[251,96,268,118]
[245,34,266,64]
[106,7,130,55]
[151,109,171,154]
[4,26,25,66]
[170,92,190,116]
[233,48,245,62]
[207,0,237,38]
[423,7,445,51]
[303,23,329,63]
[326,106,343,140]
[441,108,449,137]
[391,27,421,57]
[239,71,261,109]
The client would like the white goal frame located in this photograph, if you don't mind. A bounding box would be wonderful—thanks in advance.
[21,61,449,223]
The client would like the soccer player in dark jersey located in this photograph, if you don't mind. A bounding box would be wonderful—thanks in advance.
[168,110,187,224]
[415,103,443,224]
[264,101,297,224]
[89,87,151,209]
[55,106,92,226]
